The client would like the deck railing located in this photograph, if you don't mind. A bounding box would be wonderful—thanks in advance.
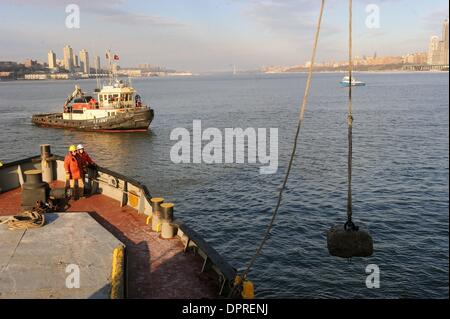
[0,155,237,297]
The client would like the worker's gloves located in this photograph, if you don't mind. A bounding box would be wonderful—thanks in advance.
[65,173,71,180]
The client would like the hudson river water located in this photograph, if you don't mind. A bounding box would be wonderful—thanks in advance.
[0,72,448,298]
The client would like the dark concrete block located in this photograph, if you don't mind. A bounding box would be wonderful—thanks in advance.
[327,224,374,258]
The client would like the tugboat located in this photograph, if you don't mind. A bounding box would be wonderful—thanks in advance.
[32,53,154,132]
[32,81,153,132]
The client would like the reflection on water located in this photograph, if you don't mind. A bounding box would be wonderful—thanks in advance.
[0,73,448,298]
[59,129,156,168]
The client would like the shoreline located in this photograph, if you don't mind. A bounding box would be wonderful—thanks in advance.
[0,73,198,83]
[263,69,449,75]
[1,69,448,83]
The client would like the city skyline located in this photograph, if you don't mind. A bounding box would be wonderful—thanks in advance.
[49,45,101,74]
[4,16,450,78]
[0,0,449,72]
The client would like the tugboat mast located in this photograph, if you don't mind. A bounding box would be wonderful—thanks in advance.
[107,49,120,86]
[107,49,113,86]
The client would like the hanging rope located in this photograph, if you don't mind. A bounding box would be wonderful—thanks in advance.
[326,0,373,259]
[233,0,327,293]
[345,0,356,231]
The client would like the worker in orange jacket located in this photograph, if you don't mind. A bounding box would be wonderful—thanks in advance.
[64,145,84,200]
[77,144,97,195]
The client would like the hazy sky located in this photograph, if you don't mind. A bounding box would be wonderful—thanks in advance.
[0,0,448,72]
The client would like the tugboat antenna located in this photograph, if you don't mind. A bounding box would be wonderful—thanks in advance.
[107,49,113,85]
[94,49,100,91]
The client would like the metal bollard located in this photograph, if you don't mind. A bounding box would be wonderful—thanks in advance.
[21,169,50,211]
[161,222,176,239]
[150,197,164,232]
[150,197,164,214]
[40,144,55,184]
[160,203,175,239]
[160,203,174,222]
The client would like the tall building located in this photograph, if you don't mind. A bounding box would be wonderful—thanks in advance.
[94,55,101,72]
[428,19,449,65]
[63,45,74,72]
[79,49,90,74]
[404,52,427,65]
[73,54,79,68]
[24,59,36,68]
[138,63,152,70]
[428,36,442,65]
[443,19,449,65]
[47,50,56,69]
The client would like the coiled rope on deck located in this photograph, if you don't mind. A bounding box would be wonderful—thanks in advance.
[232,0,327,296]
[0,202,47,230]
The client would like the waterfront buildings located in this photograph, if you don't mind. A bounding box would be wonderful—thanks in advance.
[443,19,449,65]
[63,45,74,72]
[24,59,37,68]
[47,50,56,69]
[428,36,442,65]
[404,52,427,65]
[79,49,90,74]
[94,55,101,72]
[427,19,449,65]
[48,46,92,74]
[24,73,49,80]
[73,53,79,68]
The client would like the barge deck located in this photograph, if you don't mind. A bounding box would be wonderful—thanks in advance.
[0,148,237,299]
[0,187,217,298]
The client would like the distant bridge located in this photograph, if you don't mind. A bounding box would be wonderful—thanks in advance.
[403,64,449,71]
